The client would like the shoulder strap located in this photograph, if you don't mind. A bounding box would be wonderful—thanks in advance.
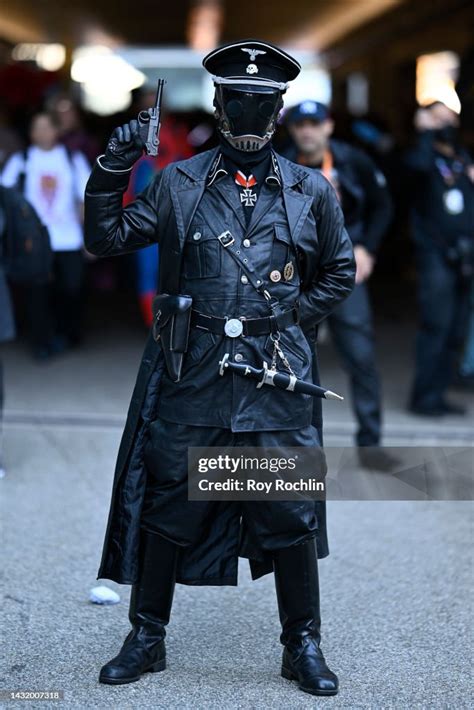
[212,224,285,317]
[16,148,29,194]
[184,189,289,317]
[216,229,269,295]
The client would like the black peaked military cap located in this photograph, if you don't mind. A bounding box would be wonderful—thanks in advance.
[202,39,301,88]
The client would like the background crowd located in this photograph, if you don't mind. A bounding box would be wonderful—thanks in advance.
[0,67,473,476]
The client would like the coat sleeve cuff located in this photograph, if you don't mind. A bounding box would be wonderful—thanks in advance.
[86,155,133,191]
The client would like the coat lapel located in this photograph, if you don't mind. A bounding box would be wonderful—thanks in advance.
[275,153,314,246]
[171,147,220,251]
[245,183,280,238]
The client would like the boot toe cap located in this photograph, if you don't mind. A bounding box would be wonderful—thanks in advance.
[300,672,339,695]
[99,662,141,684]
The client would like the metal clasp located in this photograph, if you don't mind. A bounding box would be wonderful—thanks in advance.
[217,230,235,248]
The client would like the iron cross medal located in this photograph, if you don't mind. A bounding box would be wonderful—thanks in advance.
[240,188,257,207]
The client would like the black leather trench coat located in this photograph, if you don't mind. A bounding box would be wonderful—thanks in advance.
[84,147,355,586]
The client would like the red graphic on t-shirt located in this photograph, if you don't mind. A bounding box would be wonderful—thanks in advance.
[40,174,58,209]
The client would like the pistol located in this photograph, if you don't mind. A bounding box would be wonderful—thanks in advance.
[137,78,166,156]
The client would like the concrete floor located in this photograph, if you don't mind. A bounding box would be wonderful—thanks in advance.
[1,310,473,709]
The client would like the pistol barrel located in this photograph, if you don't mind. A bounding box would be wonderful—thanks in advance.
[137,78,166,156]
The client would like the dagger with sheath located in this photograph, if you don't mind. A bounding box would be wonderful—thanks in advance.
[218,354,344,401]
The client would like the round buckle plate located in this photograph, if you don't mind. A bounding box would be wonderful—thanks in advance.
[224,318,243,338]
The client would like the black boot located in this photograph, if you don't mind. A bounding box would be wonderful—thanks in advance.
[273,537,338,696]
[99,529,180,685]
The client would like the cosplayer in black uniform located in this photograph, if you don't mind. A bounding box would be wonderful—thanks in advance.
[84,40,355,696]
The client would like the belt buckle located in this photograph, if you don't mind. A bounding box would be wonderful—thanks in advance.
[224,317,243,338]
[217,230,235,248]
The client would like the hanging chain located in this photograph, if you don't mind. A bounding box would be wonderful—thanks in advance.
[269,333,296,376]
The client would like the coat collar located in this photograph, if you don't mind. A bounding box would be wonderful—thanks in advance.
[175,145,310,190]
[206,150,281,187]
[171,146,313,250]
[175,146,220,183]
[272,150,310,189]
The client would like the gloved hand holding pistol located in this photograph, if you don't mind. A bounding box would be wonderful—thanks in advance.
[102,79,165,171]
[101,119,146,171]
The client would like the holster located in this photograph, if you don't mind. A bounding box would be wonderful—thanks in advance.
[151,293,193,382]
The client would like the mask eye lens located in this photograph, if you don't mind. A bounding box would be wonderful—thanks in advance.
[258,100,276,119]
[225,99,243,118]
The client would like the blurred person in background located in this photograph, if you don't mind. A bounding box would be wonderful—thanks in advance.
[1,111,91,358]
[456,282,474,387]
[48,95,100,166]
[405,101,473,416]
[1,165,54,475]
[284,101,395,470]
[0,192,16,477]
[0,101,23,170]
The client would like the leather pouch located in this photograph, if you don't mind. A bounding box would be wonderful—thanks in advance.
[151,293,193,382]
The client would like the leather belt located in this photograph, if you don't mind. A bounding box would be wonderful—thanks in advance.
[191,306,299,338]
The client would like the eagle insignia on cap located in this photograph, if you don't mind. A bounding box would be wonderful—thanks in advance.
[202,40,301,86]
[241,48,267,61]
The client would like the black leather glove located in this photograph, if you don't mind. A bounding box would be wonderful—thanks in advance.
[101,118,145,171]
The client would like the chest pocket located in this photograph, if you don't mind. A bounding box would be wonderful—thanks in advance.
[183,226,221,279]
[271,224,299,285]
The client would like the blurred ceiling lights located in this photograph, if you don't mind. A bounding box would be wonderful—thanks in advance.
[187,0,223,50]
[71,45,146,115]
[12,43,66,71]
[286,0,403,50]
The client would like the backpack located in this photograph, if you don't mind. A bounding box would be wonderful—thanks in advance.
[0,183,53,285]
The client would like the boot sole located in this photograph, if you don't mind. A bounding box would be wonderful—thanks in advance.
[281,665,338,696]
[99,658,166,685]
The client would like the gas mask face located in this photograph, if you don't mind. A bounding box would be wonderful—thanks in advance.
[214,84,283,152]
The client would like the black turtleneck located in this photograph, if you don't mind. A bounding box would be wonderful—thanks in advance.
[218,137,272,225]
[219,136,272,186]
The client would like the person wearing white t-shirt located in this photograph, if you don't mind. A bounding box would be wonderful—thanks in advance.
[1,111,91,357]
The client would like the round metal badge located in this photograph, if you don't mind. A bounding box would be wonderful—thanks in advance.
[270,270,282,282]
[224,318,244,337]
[283,262,294,281]
[443,188,464,215]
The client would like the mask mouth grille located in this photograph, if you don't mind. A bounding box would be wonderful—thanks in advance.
[221,130,272,152]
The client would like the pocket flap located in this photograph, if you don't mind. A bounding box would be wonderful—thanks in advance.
[186,226,214,243]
